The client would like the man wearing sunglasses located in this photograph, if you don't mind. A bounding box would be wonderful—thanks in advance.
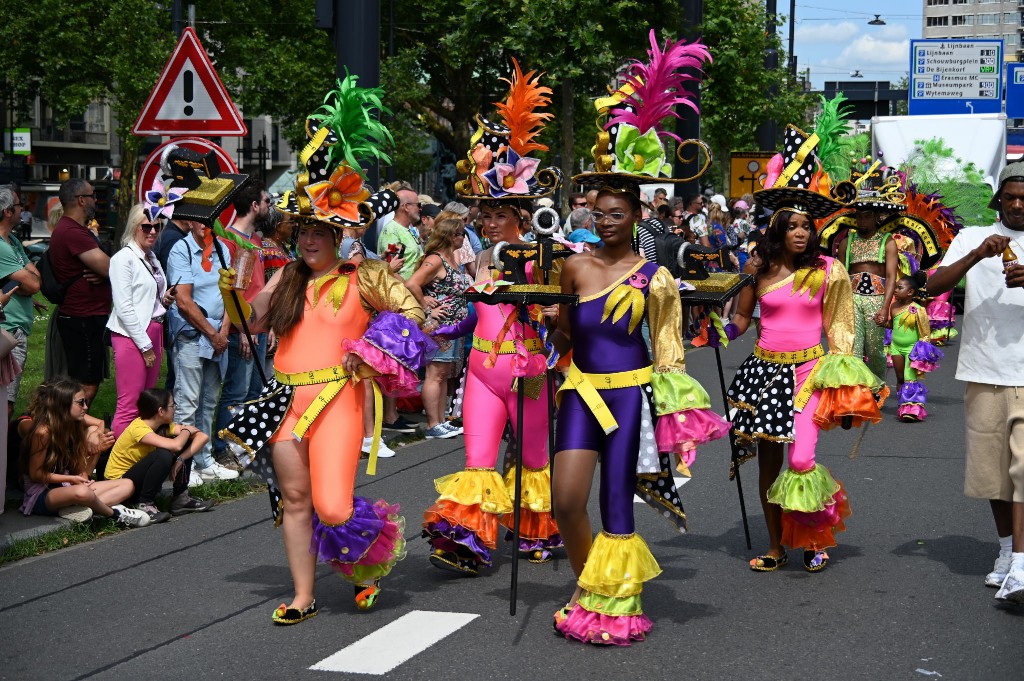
[45,179,111,403]
[377,185,423,281]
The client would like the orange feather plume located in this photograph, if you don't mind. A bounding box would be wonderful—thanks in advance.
[494,58,552,155]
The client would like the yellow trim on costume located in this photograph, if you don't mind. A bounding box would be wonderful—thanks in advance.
[471,336,543,354]
[578,260,647,303]
[274,365,384,476]
[753,344,825,365]
[757,272,796,299]
[557,363,653,434]
[775,133,819,188]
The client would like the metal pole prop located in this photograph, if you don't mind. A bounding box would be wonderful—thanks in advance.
[510,342,526,616]
[714,344,751,549]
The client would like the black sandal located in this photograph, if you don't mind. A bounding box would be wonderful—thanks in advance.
[272,599,318,625]
[428,548,479,576]
[803,550,829,572]
[749,552,788,572]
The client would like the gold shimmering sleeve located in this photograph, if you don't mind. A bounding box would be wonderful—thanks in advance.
[822,257,855,355]
[647,266,686,371]
[356,258,427,324]
[916,306,932,340]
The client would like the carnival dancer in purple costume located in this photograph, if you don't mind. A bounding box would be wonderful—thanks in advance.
[549,31,729,646]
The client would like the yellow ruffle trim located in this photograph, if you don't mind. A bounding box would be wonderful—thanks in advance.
[502,465,552,513]
[434,469,513,515]
[577,531,662,598]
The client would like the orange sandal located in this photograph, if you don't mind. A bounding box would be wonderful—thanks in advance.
[354,581,381,610]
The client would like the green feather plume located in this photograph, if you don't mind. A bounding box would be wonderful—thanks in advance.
[813,94,854,181]
[307,70,395,176]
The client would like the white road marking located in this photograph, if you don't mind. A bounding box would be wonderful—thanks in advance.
[634,477,690,503]
[310,610,479,675]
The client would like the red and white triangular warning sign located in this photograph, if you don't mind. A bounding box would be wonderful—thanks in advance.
[133,27,247,137]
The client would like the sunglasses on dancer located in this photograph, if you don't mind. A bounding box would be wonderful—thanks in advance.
[140,222,162,234]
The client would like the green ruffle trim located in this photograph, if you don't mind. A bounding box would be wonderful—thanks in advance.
[766,464,840,513]
[342,535,407,585]
[811,354,884,391]
[577,591,644,617]
[650,370,712,416]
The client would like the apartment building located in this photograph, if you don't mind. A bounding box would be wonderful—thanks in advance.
[922,0,1023,61]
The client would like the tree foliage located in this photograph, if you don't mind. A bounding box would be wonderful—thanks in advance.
[700,0,814,193]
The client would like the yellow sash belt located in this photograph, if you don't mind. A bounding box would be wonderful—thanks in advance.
[558,363,653,434]
[274,365,384,476]
[472,335,543,354]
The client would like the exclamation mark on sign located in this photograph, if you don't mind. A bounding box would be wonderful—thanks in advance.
[183,70,194,117]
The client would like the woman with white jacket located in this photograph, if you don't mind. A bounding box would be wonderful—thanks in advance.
[107,205,175,438]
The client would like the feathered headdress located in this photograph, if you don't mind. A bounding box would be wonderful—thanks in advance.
[455,59,562,200]
[278,71,398,228]
[574,29,712,191]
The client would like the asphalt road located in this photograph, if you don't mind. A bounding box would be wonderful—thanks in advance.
[1,334,1022,680]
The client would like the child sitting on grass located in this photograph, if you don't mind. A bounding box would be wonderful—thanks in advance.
[105,388,215,521]
[19,378,149,527]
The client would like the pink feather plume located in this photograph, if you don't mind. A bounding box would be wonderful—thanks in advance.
[606,29,712,143]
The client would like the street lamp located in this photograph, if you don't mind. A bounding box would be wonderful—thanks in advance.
[868,14,886,26]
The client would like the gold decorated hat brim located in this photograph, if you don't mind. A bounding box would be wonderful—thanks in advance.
[753,186,851,220]
[276,188,399,229]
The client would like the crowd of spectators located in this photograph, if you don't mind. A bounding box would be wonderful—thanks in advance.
[1,177,753,529]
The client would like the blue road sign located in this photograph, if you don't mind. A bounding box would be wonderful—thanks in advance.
[1007,64,1024,119]
[909,39,1003,116]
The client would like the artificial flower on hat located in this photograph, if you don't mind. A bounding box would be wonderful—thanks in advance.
[455,59,562,200]
[143,178,188,222]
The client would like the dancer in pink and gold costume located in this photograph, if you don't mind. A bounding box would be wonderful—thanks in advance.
[423,60,564,574]
[722,108,886,574]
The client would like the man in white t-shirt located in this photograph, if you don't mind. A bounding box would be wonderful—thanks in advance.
[928,161,1024,604]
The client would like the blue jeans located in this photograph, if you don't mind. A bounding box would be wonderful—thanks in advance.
[214,333,266,451]
[172,334,221,469]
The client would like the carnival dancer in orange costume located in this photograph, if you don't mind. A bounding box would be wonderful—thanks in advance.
[220,76,433,624]
[423,60,564,574]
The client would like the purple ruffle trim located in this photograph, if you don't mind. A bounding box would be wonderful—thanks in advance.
[362,311,438,372]
[310,497,383,565]
[423,519,493,565]
[883,328,892,346]
[555,604,653,646]
[898,403,927,421]
[512,533,564,552]
[897,381,928,404]
[342,338,421,396]
[908,340,943,370]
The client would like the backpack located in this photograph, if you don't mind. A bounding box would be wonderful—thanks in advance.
[38,248,81,305]
[636,218,687,278]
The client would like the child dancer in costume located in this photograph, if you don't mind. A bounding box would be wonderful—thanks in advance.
[886,274,943,422]
[722,108,886,574]
[423,61,563,574]
[550,31,729,646]
[220,77,433,624]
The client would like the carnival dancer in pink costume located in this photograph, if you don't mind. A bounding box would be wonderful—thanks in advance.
[722,113,886,574]
[219,77,434,624]
[423,60,564,574]
[550,31,729,646]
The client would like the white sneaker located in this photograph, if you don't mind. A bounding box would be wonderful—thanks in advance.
[197,462,240,481]
[362,437,396,458]
[986,553,1012,588]
[58,505,94,523]
[995,560,1024,603]
[188,469,205,488]
[441,421,464,436]
[112,505,151,528]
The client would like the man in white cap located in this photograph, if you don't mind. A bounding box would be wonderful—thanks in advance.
[928,161,1024,604]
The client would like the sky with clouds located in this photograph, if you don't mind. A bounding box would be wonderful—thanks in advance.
[787,2,923,89]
